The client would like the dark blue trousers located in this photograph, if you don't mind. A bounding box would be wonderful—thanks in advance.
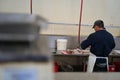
[93,58,107,72]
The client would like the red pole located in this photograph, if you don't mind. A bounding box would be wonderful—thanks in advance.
[78,0,83,46]
[30,0,32,14]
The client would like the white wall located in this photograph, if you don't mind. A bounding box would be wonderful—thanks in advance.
[82,0,120,26]
[0,0,30,13]
[33,0,120,36]
[33,0,80,24]
[0,0,120,36]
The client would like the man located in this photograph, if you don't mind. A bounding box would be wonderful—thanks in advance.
[81,20,115,57]
[81,20,115,72]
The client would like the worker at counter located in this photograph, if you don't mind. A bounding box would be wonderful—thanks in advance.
[80,20,115,72]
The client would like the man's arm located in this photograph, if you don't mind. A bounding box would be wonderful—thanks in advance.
[81,34,94,49]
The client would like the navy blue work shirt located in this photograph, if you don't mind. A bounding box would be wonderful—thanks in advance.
[81,30,115,57]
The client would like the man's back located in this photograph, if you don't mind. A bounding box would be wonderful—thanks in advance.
[81,30,115,57]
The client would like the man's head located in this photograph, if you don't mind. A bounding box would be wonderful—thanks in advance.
[93,20,105,31]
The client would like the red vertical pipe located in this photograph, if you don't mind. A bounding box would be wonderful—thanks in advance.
[78,0,83,46]
[30,0,32,14]
[78,0,83,44]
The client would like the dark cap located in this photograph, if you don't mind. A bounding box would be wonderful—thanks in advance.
[93,20,105,29]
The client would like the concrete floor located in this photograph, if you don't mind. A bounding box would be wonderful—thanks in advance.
[55,72,120,80]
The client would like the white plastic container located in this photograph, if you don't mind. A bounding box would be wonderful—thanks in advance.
[57,39,67,51]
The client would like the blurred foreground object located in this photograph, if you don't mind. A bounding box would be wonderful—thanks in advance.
[0,13,54,80]
[0,13,47,42]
